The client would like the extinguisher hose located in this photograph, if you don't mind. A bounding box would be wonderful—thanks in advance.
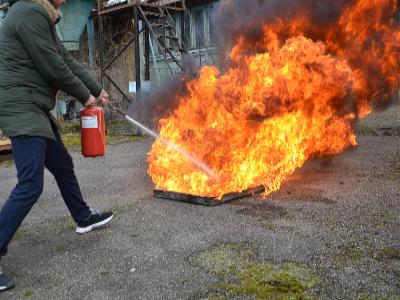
[107,104,158,139]
[105,103,219,180]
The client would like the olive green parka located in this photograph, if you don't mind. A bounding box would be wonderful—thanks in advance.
[0,0,102,139]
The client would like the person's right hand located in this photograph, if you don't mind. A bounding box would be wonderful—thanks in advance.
[84,95,96,107]
[98,89,110,106]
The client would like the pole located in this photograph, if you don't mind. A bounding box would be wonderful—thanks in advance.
[134,5,141,93]
[134,5,142,135]
[144,25,150,81]
[99,14,105,86]
[87,17,95,69]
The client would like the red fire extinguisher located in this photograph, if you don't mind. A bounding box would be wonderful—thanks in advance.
[80,106,106,157]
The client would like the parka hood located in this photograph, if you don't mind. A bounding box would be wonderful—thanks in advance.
[9,0,60,23]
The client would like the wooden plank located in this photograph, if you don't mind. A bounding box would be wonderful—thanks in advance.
[0,144,12,152]
[0,137,11,153]
[154,186,265,206]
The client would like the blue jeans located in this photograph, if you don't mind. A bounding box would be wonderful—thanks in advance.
[0,131,91,257]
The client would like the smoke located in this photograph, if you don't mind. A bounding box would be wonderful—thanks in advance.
[127,54,199,129]
[215,0,400,111]
[214,0,354,59]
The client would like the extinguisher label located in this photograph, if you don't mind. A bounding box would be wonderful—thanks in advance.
[81,116,98,129]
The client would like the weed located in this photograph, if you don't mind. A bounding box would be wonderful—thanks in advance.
[24,290,34,297]
[389,156,400,180]
[100,271,110,277]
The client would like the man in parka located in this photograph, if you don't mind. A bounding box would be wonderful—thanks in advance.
[0,0,114,291]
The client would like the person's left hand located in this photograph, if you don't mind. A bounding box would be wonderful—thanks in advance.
[98,89,110,106]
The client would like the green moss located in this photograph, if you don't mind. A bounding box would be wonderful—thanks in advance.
[61,118,137,132]
[11,216,76,244]
[334,244,366,266]
[60,117,143,149]
[327,218,337,230]
[34,215,75,235]
[48,216,76,233]
[263,223,279,231]
[346,250,364,262]
[371,248,400,261]
[191,243,319,299]
[0,158,14,168]
[61,132,140,149]
[60,121,81,134]
[333,244,400,268]
[106,118,132,130]
[217,263,319,299]
[100,271,110,277]
[283,213,296,221]
[62,134,81,149]
[14,228,28,240]
[376,211,397,221]
[191,243,255,276]
[24,290,34,297]
[358,295,400,300]
[389,156,400,180]
[106,132,140,145]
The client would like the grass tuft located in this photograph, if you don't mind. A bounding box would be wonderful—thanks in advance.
[24,290,34,297]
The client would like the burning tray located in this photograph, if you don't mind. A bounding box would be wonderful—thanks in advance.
[154,186,265,206]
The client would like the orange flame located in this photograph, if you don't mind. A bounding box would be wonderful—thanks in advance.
[147,0,400,198]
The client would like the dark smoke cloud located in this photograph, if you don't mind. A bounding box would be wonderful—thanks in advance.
[216,0,400,110]
[214,0,354,58]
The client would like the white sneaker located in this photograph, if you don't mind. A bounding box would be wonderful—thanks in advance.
[0,266,15,292]
[76,210,114,234]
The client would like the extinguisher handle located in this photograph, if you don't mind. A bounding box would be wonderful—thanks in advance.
[96,98,126,119]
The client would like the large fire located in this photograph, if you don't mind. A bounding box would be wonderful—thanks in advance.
[147,0,400,198]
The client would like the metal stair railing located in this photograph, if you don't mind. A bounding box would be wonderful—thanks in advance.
[157,0,188,52]
[138,4,177,73]
[138,0,189,74]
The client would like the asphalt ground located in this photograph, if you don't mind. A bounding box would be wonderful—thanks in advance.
[0,111,399,299]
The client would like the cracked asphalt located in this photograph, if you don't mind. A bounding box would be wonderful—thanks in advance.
[0,108,399,299]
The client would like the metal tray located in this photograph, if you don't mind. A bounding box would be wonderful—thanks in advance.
[154,185,265,206]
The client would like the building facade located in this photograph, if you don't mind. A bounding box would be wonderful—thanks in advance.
[149,0,219,82]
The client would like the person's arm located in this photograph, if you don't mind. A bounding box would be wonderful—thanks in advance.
[16,7,90,104]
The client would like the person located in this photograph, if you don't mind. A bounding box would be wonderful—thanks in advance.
[0,0,114,292]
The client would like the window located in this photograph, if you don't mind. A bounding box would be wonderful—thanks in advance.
[206,4,217,46]
[184,3,218,50]
[184,12,192,48]
[193,9,205,49]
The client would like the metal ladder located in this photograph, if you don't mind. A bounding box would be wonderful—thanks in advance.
[138,0,189,73]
